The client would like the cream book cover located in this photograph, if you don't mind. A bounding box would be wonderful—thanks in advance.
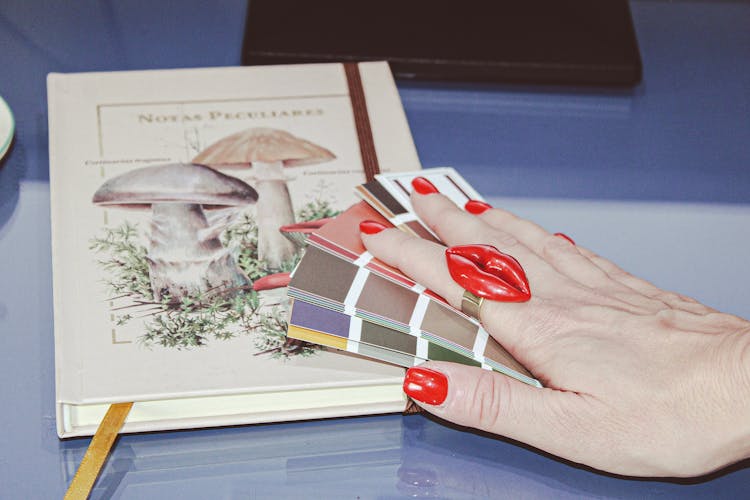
[48,62,421,438]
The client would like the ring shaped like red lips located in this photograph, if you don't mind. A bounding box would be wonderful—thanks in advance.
[445,245,531,302]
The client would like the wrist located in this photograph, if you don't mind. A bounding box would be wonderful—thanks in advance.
[736,326,750,459]
[717,322,750,469]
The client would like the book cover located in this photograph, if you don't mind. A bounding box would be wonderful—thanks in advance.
[48,62,420,437]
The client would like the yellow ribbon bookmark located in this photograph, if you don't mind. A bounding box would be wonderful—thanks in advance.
[64,402,133,500]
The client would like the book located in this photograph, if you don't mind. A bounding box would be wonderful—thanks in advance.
[47,62,421,438]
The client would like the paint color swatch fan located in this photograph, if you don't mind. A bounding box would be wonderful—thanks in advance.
[286,168,541,388]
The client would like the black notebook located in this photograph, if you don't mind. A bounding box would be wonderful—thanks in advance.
[242,0,642,86]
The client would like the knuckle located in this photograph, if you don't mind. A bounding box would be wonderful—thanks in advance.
[484,208,518,227]
[674,292,699,304]
[606,265,631,281]
[652,290,687,306]
[399,233,422,252]
[654,307,680,326]
[491,231,520,250]
[521,303,568,343]
[465,370,510,431]
[540,234,575,262]
[589,255,627,279]
[396,236,427,267]
[583,251,617,273]
[704,311,745,329]
[425,205,460,233]
[487,303,562,353]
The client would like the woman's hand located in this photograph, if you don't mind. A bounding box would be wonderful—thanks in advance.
[360,182,750,477]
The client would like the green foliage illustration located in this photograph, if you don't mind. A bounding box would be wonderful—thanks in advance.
[295,196,339,222]
[91,198,340,357]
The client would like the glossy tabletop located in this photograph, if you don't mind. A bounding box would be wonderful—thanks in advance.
[1,1,749,498]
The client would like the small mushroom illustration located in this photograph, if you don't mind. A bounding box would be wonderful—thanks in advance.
[192,127,335,270]
[92,163,258,303]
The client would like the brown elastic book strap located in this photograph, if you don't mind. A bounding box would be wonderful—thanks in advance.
[344,62,381,183]
[64,402,133,499]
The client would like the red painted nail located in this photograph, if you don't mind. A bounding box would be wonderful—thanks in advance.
[554,233,576,245]
[411,176,439,195]
[403,367,448,405]
[360,220,388,235]
[465,200,492,215]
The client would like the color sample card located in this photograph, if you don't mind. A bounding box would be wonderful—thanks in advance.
[303,204,481,332]
[288,324,427,368]
[308,201,428,292]
[287,167,540,388]
[355,167,483,239]
[288,302,545,382]
[289,247,539,387]
[355,180,440,242]
[289,299,483,368]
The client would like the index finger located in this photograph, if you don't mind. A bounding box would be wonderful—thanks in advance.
[361,227,464,306]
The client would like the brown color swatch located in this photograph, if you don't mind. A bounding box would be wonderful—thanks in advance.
[356,274,418,325]
[420,301,478,350]
[290,247,359,303]
[361,180,406,215]
[405,220,440,243]
[361,321,418,355]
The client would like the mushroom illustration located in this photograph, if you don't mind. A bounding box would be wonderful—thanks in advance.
[192,127,335,270]
[92,163,258,303]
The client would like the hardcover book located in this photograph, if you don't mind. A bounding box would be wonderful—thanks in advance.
[47,62,420,438]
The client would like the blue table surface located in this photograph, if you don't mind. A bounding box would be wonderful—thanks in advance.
[1,1,749,498]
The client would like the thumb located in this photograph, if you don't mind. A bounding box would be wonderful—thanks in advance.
[404,362,585,461]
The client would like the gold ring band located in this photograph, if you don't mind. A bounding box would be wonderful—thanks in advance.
[461,290,484,320]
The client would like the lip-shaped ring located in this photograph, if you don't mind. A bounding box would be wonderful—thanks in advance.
[445,244,531,302]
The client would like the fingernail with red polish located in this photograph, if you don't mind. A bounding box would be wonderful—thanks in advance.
[360,220,388,235]
[403,367,448,405]
[554,233,576,245]
[411,176,439,195]
[465,200,492,215]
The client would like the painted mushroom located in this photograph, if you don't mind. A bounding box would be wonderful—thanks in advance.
[192,127,335,270]
[92,163,258,303]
